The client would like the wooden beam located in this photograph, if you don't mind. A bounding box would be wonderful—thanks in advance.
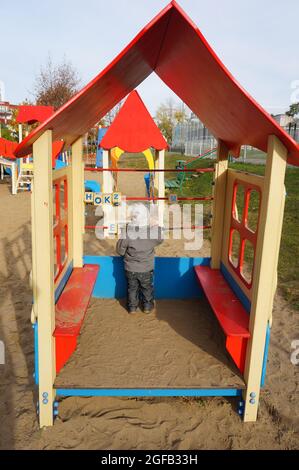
[11,162,17,195]
[102,149,115,236]
[210,140,229,268]
[32,130,55,427]
[157,149,165,226]
[243,135,287,422]
[71,138,84,267]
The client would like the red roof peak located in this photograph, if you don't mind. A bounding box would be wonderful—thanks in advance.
[101,90,168,152]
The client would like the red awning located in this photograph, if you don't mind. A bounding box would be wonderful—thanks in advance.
[14,1,299,165]
[101,91,168,152]
[16,105,54,125]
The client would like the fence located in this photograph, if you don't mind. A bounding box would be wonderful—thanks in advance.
[171,120,299,157]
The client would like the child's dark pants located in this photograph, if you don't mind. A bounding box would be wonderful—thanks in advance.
[125,270,154,311]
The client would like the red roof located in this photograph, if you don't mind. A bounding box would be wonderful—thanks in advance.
[17,105,54,125]
[101,91,168,152]
[0,138,18,160]
[14,1,299,165]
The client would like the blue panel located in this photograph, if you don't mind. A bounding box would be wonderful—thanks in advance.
[154,257,210,298]
[33,322,39,385]
[54,159,66,170]
[96,127,108,168]
[84,256,126,298]
[84,180,101,193]
[144,173,150,197]
[261,323,271,387]
[54,262,73,303]
[84,256,210,299]
[55,388,242,397]
[220,262,251,313]
[4,166,12,176]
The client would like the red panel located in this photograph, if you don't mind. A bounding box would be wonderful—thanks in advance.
[194,265,250,338]
[16,105,54,124]
[226,336,248,374]
[54,264,99,373]
[55,335,77,373]
[0,137,17,160]
[101,91,168,152]
[228,180,261,289]
[53,176,68,281]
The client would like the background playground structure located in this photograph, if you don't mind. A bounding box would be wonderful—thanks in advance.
[11,0,299,430]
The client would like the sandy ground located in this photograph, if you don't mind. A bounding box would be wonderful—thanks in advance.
[55,299,244,389]
[0,172,298,450]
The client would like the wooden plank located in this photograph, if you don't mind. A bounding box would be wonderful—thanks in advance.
[210,140,229,268]
[54,264,99,373]
[194,266,250,338]
[157,149,165,226]
[32,130,55,427]
[243,135,287,422]
[71,138,84,267]
[54,264,99,336]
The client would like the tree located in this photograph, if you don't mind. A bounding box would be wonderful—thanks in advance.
[32,56,81,110]
[155,99,188,144]
[103,100,124,126]
[286,102,299,117]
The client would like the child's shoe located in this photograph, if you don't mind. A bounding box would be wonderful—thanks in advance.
[128,307,138,314]
[143,306,155,314]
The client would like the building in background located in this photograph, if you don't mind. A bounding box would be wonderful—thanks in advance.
[0,101,16,124]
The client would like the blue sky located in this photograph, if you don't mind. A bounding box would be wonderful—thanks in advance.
[1,0,298,115]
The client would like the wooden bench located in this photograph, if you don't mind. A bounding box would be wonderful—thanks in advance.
[54,264,99,373]
[194,265,250,373]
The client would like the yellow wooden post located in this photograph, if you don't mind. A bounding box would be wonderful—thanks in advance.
[210,140,229,268]
[82,152,85,235]
[32,130,55,427]
[243,135,287,422]
[157,149,165,226]
[102,149,114,236]
[71,138,84,267]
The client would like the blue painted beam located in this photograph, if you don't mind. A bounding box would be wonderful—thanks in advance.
[55,388,243,397]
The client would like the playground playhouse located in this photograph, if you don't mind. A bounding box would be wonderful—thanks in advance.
[14,0,299,427]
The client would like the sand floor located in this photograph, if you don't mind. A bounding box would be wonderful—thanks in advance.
[55,299,244,389]
[0,173,298,449]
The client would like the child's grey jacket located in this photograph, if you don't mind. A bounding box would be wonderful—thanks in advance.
[116,225,163,273]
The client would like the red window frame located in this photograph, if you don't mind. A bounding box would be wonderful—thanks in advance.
[53,176,68,281]
[228,179,261,289]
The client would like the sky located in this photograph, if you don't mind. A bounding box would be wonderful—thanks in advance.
[1,0,298,116]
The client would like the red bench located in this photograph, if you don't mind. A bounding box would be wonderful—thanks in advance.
[194,265,250,373]
[54,264,99,373]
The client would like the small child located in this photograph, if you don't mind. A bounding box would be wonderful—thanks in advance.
[116,203,163,314]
